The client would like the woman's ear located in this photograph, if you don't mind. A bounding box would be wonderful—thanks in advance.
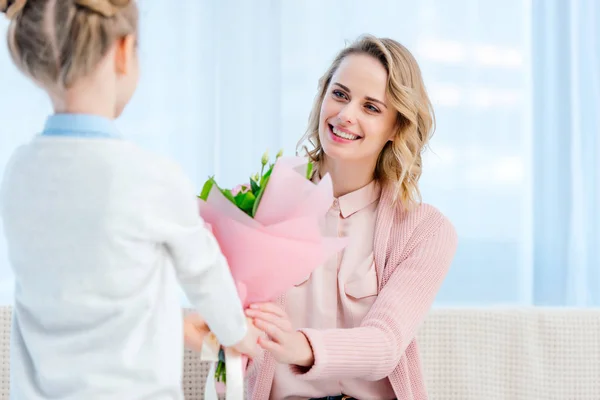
[114,34,136,75]
[387,130,396,142]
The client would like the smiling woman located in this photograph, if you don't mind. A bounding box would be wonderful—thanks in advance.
[243,35,457,400]
[317,54,398,193]
[301,37,434,209]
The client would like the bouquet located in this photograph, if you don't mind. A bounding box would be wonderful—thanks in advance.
[199,150,313,218]
[196,150,347,399]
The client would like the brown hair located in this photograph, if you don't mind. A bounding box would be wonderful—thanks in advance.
[1,0,138,91]
[298,35,435,210]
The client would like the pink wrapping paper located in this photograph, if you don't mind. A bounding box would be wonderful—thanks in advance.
[198,156,347,307]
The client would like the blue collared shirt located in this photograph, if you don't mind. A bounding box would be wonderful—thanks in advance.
[42,113,121,139]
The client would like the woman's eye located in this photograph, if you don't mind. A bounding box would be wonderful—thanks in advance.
[365,104,380,113]
[332,90,348,100]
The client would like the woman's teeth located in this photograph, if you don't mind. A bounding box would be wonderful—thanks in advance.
[332,126,359,140]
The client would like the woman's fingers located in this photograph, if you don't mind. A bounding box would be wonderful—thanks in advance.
[246,309,292,332]
[253,317,285,344]
[249,302,288,318]
[258,335,282,354]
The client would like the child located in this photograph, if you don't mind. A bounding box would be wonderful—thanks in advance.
[0,0,258,399]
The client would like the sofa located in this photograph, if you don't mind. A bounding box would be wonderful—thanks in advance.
[0,307,599,399]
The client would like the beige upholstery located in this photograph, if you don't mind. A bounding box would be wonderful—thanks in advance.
[418,308,600,400]
[1,306,600,399]
[0,308,8,400]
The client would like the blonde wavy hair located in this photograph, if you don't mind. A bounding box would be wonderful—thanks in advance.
[298,35,435,210]
[1,0,137,91]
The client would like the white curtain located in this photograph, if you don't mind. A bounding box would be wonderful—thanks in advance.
[0,0,598,306]
[532,0,600,306]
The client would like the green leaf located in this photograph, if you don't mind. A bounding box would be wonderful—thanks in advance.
[235,191,256,215]
[260,164,274,187]
[306,162,314,180]
[199,177,215,201]
[250,178,260,195]
[251,186,264,217]
[252,170,273,217]
[220,188,235,203]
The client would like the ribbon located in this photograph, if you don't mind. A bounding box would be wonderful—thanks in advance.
[200,332,244,400]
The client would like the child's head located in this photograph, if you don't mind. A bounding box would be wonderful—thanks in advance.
[298,35,434,210]
[1,0,139,118]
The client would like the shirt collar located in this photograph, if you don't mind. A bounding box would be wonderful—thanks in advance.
[42,113,121,139]
[311,168,381,218]
[336,180,381,218]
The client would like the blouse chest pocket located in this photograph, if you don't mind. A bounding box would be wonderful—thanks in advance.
[342,257,379,326]
[343,259,379,299]
[294,273,311,287]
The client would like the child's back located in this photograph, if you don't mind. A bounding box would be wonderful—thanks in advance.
[2,115,210,398]
[0,1,259,398]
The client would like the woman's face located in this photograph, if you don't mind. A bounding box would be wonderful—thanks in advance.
[318,53,397,167]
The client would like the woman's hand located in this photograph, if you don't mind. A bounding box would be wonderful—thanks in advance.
[183,313,210,352]
[246,302,314,367]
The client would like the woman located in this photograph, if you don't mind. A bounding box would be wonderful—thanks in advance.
[244,35,458,400]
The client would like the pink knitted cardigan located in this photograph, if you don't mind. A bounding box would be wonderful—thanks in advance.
[246,184,458,399]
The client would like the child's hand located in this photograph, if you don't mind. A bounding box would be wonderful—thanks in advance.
[229,317,262,359]
[183,313,209,352]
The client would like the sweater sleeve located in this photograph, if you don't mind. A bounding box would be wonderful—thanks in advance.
[155,166,247,347]
[292,216,457,381]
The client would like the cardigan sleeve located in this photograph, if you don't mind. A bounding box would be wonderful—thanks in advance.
[292,214,457,381]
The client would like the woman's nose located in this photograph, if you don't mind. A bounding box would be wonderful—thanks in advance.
[336,103,358,125]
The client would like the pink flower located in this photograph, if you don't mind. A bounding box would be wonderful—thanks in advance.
[231,183,250,196]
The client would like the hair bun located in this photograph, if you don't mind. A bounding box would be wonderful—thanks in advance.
[75,0,131,17]
[1,0,27,19]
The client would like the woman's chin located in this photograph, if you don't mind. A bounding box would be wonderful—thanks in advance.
[322,144,347,160]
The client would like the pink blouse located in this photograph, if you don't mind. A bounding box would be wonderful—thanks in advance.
[270,179,396,400]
